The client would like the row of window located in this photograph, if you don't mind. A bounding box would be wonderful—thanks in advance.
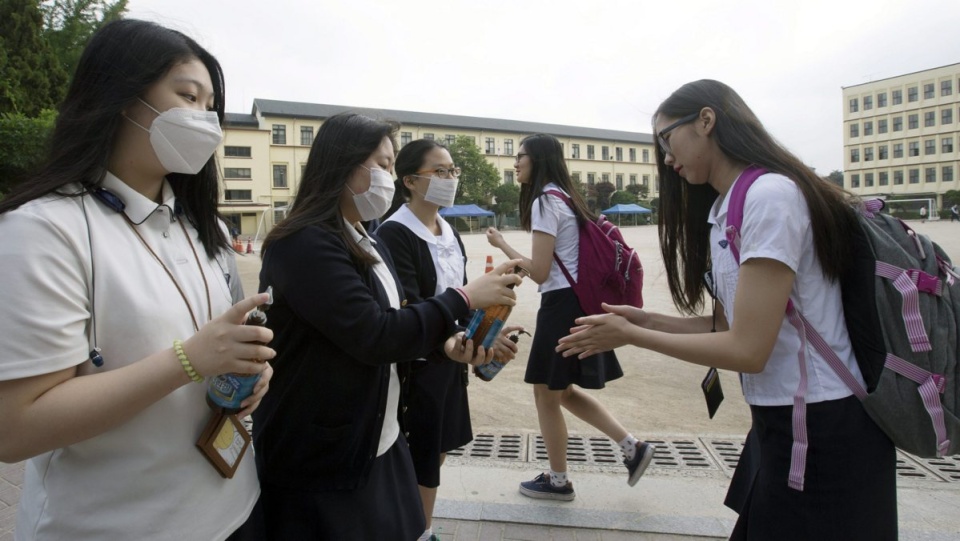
[850,137,955,162]
[568,144,651,163]
[568,172,655,190]
[849,166,955,188]
[849,79,957,113]
[850,108,957,137]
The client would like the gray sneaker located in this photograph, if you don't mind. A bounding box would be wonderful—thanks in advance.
[625,441,655,486]
[519,472,575,501]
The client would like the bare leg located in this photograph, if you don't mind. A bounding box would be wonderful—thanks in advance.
[533,384,569,473]
[561,386,629,442]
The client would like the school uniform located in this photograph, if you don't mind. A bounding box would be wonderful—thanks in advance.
[710,172,897,540]
[378,205,473,488]
[527,184,623,390]
[252,220,471,540]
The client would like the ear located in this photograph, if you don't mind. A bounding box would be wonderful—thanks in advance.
[697,107,717,136]
[402,175,416,189]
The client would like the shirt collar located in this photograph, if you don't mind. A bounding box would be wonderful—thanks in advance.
[344,218,377,246]
[384,204,451,245]
[101,171,176,223]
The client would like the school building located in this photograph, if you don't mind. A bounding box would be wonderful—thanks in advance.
[217,99,658,237]
[842,63,960,213]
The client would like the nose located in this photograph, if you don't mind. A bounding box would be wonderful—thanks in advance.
[663,150,675,166]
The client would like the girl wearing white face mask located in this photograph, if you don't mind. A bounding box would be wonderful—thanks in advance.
[253,115,524,539]
[0,20,275,541]
[377,139,523,541]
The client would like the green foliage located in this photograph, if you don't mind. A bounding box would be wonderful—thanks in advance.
[942,190,960,208]
[41,0,128,83]
[492,182,520,217]
[827,170,843,188]
[610,190,636,205]
[625,184,641,196]
[0,0,69,116]
[0,109,57,195]
[448,135,500,206]
[649,197,659,211]
[594,181,615,210]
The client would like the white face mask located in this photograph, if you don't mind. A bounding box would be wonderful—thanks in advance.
[348,165,395,221]
[126,98,223,174]
[417,175,459,208]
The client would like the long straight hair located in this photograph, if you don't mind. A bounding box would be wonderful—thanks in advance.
[0,19,229,259]
[655,80,857,314]
[518,133,593,231]
[263,113,398,270]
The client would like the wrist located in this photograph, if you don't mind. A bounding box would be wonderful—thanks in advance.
[454,287,471,310]
[173,339,204,383]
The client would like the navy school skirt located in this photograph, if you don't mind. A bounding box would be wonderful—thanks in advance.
[727,394,898,540]
[525,287,623,390]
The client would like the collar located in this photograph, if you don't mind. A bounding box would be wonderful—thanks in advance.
[344,217,376,246]
[101,171,176,224]
[384,204,451,246]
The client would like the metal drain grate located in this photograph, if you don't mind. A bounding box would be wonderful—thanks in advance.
[447,433,525,461]
[700,438,745,473]
[895,452,945,481]
[907,454,960,482]
[530,435,623,466]
[645,439,718,470]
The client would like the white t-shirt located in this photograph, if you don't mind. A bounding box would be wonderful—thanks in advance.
[0,173,258,540]
[531,184,580,293]
[346,220,401,456]
[708,172,864,406]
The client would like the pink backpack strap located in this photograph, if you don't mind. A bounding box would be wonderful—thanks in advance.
[723,165,769,265]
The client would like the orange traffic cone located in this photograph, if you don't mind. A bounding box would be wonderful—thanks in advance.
[234,238,242,252]
[484,255,494,273]
[246,238,253,254]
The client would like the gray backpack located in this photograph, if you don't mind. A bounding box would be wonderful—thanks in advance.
[727,166,960,490]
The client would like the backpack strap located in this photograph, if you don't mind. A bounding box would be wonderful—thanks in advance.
[723,165,769,265]
[544,190,578,288]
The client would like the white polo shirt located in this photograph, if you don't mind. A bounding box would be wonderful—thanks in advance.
[708,172,864,406]
[532,184,580,293]
[0,173,258,540]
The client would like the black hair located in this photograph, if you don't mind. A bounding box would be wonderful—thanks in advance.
[0,19,229,259]
[384,138,449,217]
[517,133,593,231]
[263,112,398,270]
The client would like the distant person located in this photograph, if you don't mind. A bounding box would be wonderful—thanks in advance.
[250,113,521,539]
[920,206,927,222]
[377,138,522,541]
[950,204,959,222]
[0,20,275,540]
[486,133,655,502]
[558,79,896,540]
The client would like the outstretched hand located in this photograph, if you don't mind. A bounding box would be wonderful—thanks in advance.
[181,292,276,379]
[556,303,637,359]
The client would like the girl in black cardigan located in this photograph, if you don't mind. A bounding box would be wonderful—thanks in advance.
[249,113,521,540]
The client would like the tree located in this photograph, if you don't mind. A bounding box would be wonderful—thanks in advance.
[0,0,69,116]
[41,0,127,83]
[827,170,844,188]
[448,135,500,206]
[594,181,616,210]
[942,190,960,208]
[491,183,520,228]
[0,109,57,196]
[610,190,636,205]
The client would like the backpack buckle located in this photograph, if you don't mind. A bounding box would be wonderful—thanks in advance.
[932,373,947,394]
[908,270,942,296]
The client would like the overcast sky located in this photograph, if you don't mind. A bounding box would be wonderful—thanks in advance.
[126,0,960,173]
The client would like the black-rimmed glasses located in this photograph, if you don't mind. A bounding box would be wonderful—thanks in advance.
[515,153,529,162]
[657,113,698,155]
[415,167,461,178]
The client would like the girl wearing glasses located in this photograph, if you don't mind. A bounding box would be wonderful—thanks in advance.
[558,80,896,539]
[251,115,521,539]
[0,20,274,540]
[377,139,522,541]
[485,134,655,502]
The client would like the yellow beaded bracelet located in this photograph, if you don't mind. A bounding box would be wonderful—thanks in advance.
[173,339,203,383]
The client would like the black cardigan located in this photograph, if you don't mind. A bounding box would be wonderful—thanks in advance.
[252,225,469,491]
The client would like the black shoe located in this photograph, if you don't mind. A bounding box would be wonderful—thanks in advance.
[518,472,575,501]
[625,441,655,486]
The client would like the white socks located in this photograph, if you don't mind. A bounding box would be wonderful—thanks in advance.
[619,434,639,461]
[549,470,568,488]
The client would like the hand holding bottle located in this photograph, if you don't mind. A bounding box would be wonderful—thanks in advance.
[180,292,275,379]
[459,259,522,309]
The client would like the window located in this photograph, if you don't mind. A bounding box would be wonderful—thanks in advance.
[602,146,610,160]
[225,189,252,201]
[893,143,904,158]
[300,126,313,146]
[601,173,610,184]
[615,147,623,161]
[850,148,859,162]
[909,141,920,156]
[629,148,636,162]
[587,173,595,185]
[485,137,495,154]
[942,109,953,124]
[863,95,873,110]
[925,139,936,155]
[849,98,859,113]
[924,83,935,99]
[877,92,887,107]
[908,114,919,129]
[878,119,888,133]
[272,124,286,145]
[630,174,637,185]
[879,172,889,186]
[503,170,514,185]
[401,132,412,147]
[587,145,595,160]
[943,80,953,96]
[894,170,904,185]
[445,134,455,146]
[571,143,580,159]
[892,89,902,105]
[300,163,306,177]
[925,167,936,183]
[908,86,918,102]
[642,148,650,163]
[850,174,860,188]
[943,166,954,182]
[223,167,251,179]
[944,137,954,153]
[909,169,919,184]
[504,139,513,156]
[273,201,288,224]
[616,173,623,190]
[865,172,874,187]
[879,145,888,160]
[863,121,873,136]
[864,147,874,161]
[893,116,903,131]
[273,164,287,188]
[925,111,936,127]
[224,146,251,158]
[423,133,434,140]
[850,123,859,137]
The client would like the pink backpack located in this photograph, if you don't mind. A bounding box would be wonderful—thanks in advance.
[544,189,644,315]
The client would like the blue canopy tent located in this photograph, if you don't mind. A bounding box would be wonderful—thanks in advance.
[600,203,652,226]
[439,204,495,232]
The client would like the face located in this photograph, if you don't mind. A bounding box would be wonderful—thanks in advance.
[406,147,457,202]
[654,112,709,184]
[340,136,396,221]
[515,145,531,184]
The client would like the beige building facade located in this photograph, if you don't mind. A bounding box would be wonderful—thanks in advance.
[218,100,658,236]
[842,63,959,212]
